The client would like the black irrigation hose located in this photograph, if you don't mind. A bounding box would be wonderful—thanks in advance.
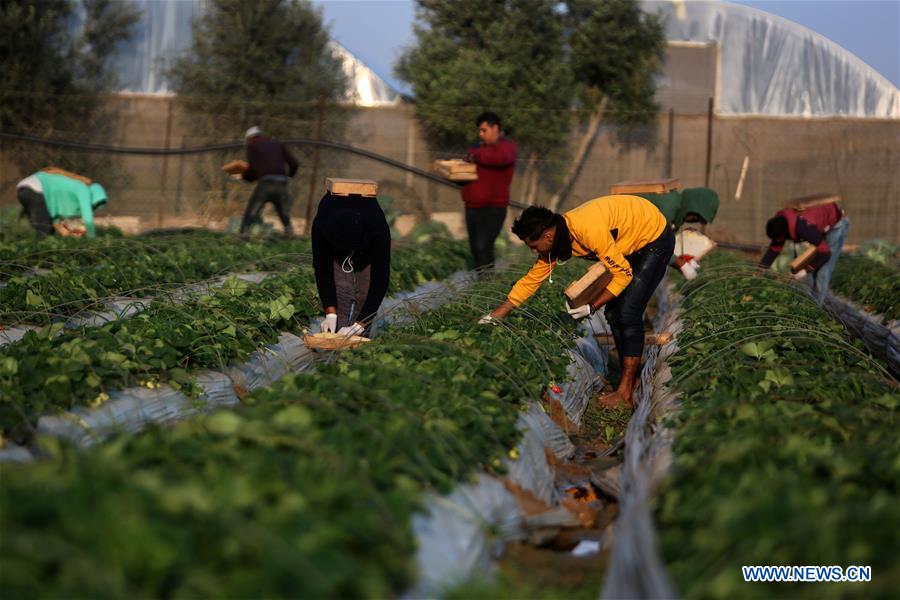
[0,131,531,210]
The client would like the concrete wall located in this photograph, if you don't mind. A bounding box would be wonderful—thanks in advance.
[2,95,898,243]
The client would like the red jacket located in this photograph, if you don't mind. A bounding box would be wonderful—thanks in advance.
[462,137,517,208]
[778,202,843,240]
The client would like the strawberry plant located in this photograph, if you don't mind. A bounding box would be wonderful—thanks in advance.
[0,256,588,597]
[830,255,900,321]
[0,240,470,441]
[1,234,315,324]
[654,252,899,598]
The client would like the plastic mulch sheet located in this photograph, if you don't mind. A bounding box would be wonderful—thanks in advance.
[7,272,479,461]
[407,318,607,597]
[0,272,273,348]
[602,281,681,600]
[826,292,899,374]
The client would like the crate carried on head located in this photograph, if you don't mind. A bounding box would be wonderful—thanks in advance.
[565,262,613,308]
[325,178,378,197]
[609,178,681,195]
[433,159,478,182]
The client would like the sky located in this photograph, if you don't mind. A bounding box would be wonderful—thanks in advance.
[311,0,900,92]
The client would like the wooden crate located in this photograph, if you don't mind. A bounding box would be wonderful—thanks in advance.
[783,192,840,210]
[609,178,681,195]
[789,246,817,274]
[325,177,378,197]
[433,159,478,182]
[565,262,613,308]
[595,332,672,346]
[303,332,371,351]
[222,160,248,175]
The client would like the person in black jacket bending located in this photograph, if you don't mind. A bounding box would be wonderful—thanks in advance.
[312,191,391,336]
[240,126,299,236]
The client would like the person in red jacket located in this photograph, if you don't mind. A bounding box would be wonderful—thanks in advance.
[462,112,517,271]
[758,199,849,302]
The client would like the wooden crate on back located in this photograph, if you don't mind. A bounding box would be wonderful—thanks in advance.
[325,178,378,197]
[565,262,613,308]
[783,192,840,210]
[609,178,681,195]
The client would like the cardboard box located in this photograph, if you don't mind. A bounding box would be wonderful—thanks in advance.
[609,178,681,195]
[565,262,613,308]
[222,160,249,175]
[790,246,817,274]
[325,177,378,197]
[783,192,840,210]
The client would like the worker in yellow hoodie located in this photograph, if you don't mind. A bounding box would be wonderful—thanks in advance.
[479,195,673,409]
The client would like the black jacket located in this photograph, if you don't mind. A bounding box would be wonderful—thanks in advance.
[311,193,391,323]
[242,136,299,182]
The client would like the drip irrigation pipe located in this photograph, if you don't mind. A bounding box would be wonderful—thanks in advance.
[0,132,531,210]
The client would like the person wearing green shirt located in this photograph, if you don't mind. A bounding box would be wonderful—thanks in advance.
[16,171,108,238]
[638,187,719,279]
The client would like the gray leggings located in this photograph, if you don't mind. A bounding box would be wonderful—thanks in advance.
[333,261,371,329]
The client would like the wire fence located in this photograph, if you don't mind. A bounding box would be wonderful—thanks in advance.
[1,95,898,243]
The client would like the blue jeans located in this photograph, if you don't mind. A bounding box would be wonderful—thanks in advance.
[605,226,676,357]
[805,217,849,303]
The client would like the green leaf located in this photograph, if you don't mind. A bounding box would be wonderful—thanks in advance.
[763,368,794,388]
[205,411,243,435]
[431,329,459,341]
[0,357,18,376]
[740,341,776,361]
[272,406,312,431]
[25,289,47,308]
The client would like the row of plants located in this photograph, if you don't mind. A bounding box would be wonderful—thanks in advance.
[0,239,469,443]
[1,234,316,324]
[654,252,899,598]
[830,254,900,322]
[0,259,587,597]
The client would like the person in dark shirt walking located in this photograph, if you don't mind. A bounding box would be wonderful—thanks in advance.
[240,126,299,236]
[758,197,849,302]
[461,112,517,271]
[312,191,391,336]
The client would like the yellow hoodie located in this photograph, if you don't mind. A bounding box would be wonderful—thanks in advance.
[507,195,666,306]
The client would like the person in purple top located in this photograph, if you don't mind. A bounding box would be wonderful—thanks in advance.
[239,126,299,237]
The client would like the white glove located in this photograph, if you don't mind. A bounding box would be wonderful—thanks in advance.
[566,301,592,320]
[320,313,338,333]
[338,322,365,337]
[478,314,496,325]
[679,261,699,280]
[689,258,700,270]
